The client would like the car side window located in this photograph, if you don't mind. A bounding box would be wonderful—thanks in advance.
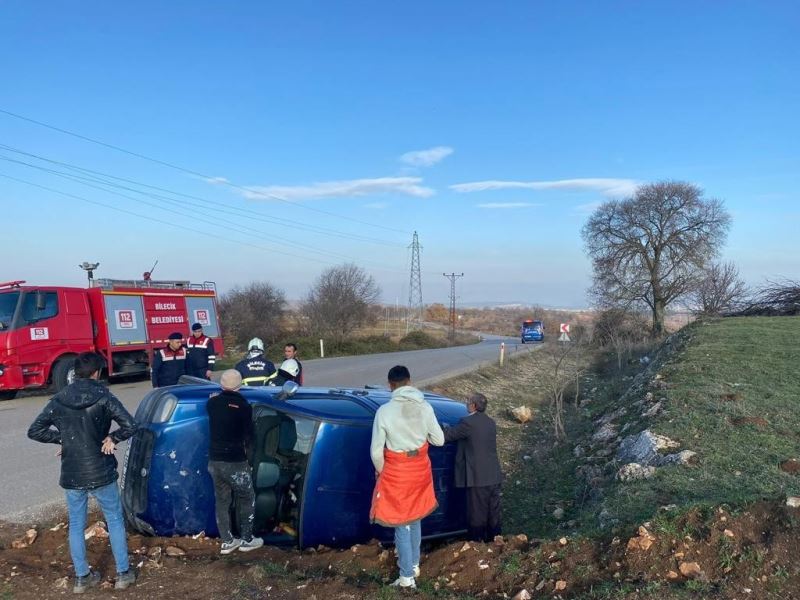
[19,292,58,325]
[292,417,316,455]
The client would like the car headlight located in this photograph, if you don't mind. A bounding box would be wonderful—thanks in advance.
[151,394,178,423]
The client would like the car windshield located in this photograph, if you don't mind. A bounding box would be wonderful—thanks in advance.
[0,292,20,330]
[523,321,542,330]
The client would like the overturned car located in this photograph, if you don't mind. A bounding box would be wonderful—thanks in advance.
[121,381,468,549]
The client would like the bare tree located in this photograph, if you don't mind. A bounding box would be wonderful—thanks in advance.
[301,263,381,339]
[218,282,286,348]
[593,308,650,370]
[691,261,747,316]
[537,341,582,441]
[582,181,731,336]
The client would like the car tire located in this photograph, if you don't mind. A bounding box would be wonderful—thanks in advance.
[51,358,77,392]
[0,390,17,401]
[521,339,526,344]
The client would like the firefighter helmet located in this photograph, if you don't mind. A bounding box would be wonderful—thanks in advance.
[248,337,264,352]
[279,359,300,377]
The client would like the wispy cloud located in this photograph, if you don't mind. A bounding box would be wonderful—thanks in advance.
[451,178,638,198]
[203,176,229,185]
[573,201,603,216]
[240,177,434,201]
[400,146,454,167]
[477,202,540,209]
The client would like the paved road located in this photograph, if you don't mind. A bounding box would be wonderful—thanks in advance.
[0,334,534,523]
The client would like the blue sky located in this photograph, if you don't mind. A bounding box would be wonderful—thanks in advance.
[1,1,798,308]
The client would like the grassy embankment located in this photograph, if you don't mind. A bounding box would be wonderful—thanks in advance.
[433,316,800,539]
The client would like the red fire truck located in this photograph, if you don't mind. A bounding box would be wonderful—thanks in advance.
[0,278,223,399]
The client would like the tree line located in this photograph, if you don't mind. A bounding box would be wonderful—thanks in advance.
[218,263,381,349]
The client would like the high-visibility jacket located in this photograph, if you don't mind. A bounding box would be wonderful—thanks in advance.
[186,335,216,378]
[151,346,187,388]
[370,443,438,527]
[234,352,277,386]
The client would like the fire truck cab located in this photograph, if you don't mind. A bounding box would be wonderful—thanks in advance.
[0,279,222,400]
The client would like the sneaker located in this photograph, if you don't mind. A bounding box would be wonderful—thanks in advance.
[390,575,416,588]
[220,538,242,554]
[115,569,136,590]
[238,537,264,552]
[73,570,101,594]
[413,565,420,578]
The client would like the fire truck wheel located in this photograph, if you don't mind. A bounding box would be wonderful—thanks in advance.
[0,390,17,401]
[52,358,77,392]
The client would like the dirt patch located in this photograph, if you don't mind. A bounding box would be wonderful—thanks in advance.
[730,416,769,428]
[780,459,800,474]
[720,392,743,402]
[3,500,800,599]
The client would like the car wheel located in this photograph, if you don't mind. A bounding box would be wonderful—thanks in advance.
[51,358,77,392]
[0,390,17,401]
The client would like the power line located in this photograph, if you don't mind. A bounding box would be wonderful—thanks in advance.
[0,107,410,234]
[0,171,396,270]
[0,142,405,248]
[0,152,407,270]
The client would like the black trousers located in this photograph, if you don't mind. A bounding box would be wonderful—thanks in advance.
[466,484,502,542]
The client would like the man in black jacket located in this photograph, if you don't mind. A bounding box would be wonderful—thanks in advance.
[207,369,263,554]
[186,322,216,379]
[444,393,503,542]
[151,332,187,387]
[27,352,138,593]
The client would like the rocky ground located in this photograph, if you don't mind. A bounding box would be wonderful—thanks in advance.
[2,498,799,599]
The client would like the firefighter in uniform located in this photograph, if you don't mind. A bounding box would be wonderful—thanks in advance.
[186,322,216,379]
[234,338,277,386]
[151,332,187,387]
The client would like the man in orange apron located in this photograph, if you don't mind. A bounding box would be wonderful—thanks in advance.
[370,365,444,589]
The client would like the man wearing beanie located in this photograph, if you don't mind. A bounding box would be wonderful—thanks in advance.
[151,332,187,388]
[207,369,263,554]
[186,322,216,380]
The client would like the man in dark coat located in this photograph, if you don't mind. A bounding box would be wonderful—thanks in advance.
[151,332,187,387]
[207,369,263,554]
[27,352,139,593]
[444,392,503,542]
[186,322,216,379]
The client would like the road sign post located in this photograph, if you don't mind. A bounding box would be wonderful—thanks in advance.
[559,323,571,343]
[499,342,505,366]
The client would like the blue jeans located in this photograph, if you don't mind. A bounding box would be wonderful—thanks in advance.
[65,481,130,577]
[394,520,421,578]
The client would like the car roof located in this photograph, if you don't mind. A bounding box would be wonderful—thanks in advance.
[165,384,466,423]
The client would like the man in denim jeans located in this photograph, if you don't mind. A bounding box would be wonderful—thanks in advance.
[370,366,444,589]
[28,352,138,593]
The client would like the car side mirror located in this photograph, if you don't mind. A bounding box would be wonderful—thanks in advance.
[276,380,299,401]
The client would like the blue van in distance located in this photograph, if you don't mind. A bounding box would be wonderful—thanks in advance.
[521,319,544,343]
[121,382,468,549]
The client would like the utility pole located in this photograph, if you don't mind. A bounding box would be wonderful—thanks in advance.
[442,272,464,341]
[408,231,423,329]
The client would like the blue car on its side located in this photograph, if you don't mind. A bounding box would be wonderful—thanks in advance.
[121,381,468,549]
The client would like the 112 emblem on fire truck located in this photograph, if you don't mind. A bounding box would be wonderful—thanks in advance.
[30,327,49,340]
[115,309,137,329]
[193,309,210,327]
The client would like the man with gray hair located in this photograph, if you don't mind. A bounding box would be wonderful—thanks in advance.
[207,369,263,554]
[443,392,503,542]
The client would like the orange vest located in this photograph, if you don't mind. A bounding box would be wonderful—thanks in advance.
[370,442,438,527]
